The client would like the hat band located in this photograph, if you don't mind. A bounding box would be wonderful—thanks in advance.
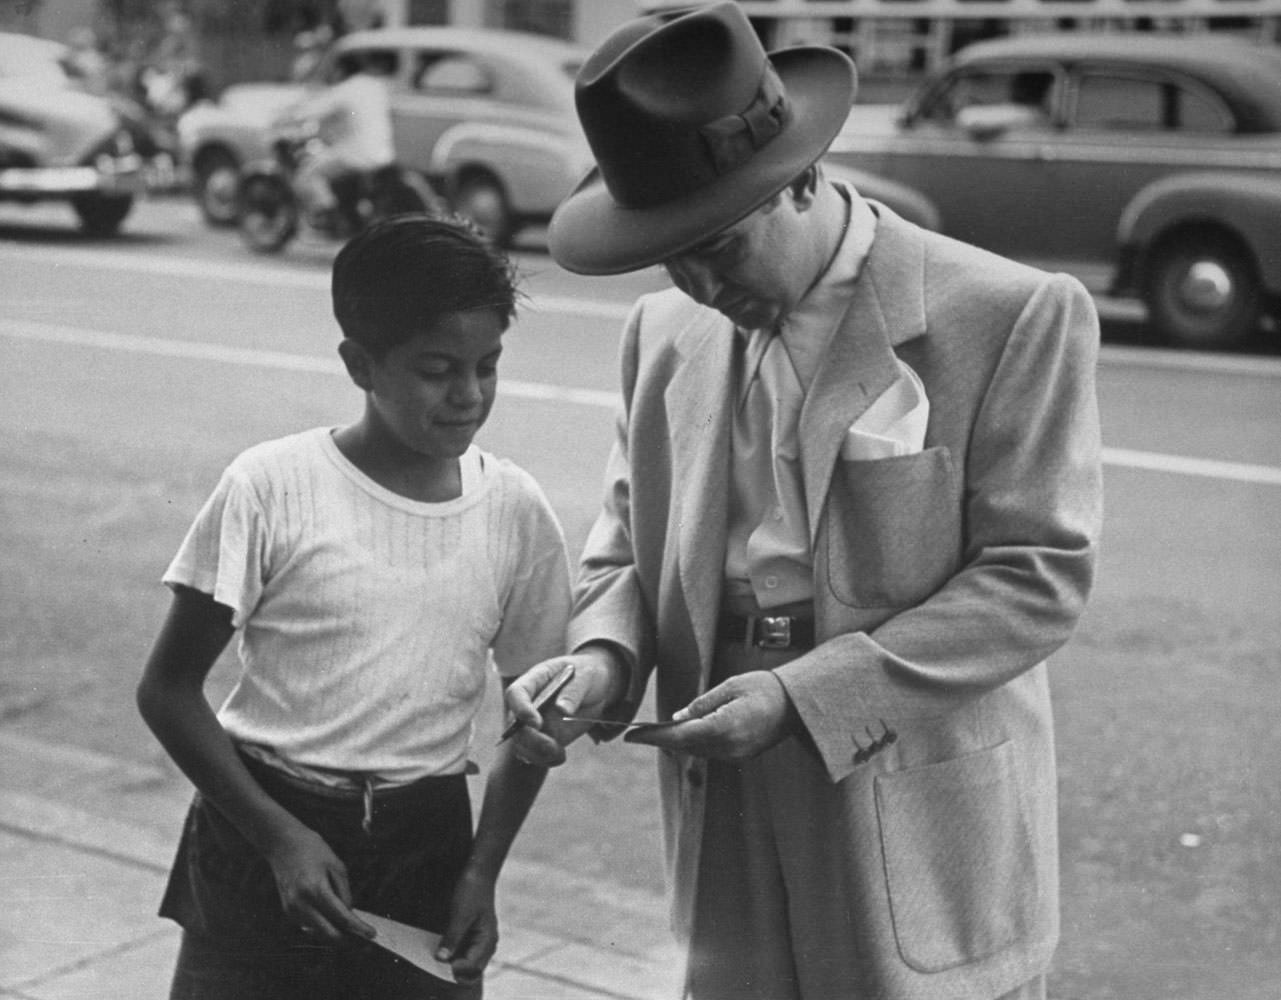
[698,65,791,176]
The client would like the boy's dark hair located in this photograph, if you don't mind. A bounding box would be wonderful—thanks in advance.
[332,214,520,357]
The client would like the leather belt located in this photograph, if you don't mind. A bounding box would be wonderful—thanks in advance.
[718,611,815,651]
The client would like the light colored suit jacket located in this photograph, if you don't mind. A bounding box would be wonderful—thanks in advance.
[569,201,1103,998]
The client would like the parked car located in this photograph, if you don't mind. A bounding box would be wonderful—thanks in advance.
[0,31,169,235]
[179,26,594,246]
[828,34,1281,348]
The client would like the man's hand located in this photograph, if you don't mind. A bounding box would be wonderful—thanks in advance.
[623,671,794,760]
[504,646,626,766]
[265,823,375,942]
[435,866,498,987]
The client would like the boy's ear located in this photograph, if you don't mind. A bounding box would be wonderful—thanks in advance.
[338,339,375,390]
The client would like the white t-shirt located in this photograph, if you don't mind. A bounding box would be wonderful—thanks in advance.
[298,71,395,169]
[163,428,571,783]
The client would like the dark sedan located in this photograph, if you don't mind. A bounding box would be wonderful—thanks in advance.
[829,34,1281,348]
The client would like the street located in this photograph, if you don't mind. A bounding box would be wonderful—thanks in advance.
[2,196,1280,999]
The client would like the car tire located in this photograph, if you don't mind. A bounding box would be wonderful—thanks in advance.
[1143,229,1262,350]
[194,148,242,227]
[452,171,514,247]
[238,174,298,253]
[71,193,133,236]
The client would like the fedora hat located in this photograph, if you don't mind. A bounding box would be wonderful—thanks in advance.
[549,1,856,275]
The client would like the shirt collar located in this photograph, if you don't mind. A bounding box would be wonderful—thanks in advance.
[776,186,877,388]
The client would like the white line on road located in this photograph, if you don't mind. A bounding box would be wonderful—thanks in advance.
[5,317,1279,486]
[9,240,1281,372]
[0,318,622,408]
[4,244,634,321]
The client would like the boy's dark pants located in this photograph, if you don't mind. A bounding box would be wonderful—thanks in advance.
[159,754,480,1000]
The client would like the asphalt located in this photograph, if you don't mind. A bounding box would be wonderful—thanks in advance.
[0,729,684,1000]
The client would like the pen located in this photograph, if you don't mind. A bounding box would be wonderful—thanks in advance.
[496,662,575,745]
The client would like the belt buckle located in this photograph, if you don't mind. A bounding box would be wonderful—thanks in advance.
[755,615,792,650]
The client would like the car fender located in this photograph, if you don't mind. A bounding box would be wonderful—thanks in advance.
[430,120,588,215]
[822,161,941,232]
[1119,172,1281,295]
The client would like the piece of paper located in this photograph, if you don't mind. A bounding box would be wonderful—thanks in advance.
[353,909,456,983]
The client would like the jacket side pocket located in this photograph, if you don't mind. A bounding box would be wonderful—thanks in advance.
[874,740,1039,973]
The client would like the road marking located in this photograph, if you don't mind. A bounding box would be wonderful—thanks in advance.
[0,318,622,409]
[2,243,634,321]
[5,317,1279,486]
[6,240,1281,374]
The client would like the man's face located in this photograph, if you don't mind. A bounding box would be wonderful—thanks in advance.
[662,192,809,331]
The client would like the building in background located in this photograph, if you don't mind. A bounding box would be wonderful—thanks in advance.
[9,0,1280,96]
[641,0,1281,99]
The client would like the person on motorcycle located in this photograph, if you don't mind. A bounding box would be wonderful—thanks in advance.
[283,52,397,232]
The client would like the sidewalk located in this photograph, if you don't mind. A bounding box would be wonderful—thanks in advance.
[0,730,683,1000]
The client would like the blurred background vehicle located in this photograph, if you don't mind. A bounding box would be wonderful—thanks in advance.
[179,25,594,246]
[236,118,440,253]
[0,29,173,235]
[827,34,1281,350]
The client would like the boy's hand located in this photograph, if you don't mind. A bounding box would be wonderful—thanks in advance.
[504,645,625,766]
[266,824,376,942]
[436,866,498,986]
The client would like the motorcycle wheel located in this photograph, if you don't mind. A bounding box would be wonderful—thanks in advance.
[238,174,298,253]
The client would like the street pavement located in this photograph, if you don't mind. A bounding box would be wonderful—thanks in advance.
[0,728,684,1000]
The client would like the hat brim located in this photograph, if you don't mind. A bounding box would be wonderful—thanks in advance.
[549,47,857,276]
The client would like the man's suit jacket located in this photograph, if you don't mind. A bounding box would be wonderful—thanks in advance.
[568,201,1103,998]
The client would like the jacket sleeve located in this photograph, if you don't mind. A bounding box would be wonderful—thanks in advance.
[776,272,1103,782]
[567,300,658,727]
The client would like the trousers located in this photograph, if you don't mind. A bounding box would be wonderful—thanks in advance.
[685,594,1047,1000]
[159,752,479,1000]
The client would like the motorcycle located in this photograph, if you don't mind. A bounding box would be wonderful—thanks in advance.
[237,125,442,253]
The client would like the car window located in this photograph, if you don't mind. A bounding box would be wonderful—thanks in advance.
[413,53,492,95]
[1073,71,1232,134]
[917,65,1057,126]
[328,48,399,84]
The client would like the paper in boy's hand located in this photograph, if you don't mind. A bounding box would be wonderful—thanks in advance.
[353,909,456,983]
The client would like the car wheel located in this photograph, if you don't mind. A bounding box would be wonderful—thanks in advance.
[195,148,241,226]
[71,193,134,236]
[238,174,298,253]
[453,172,514,247]
[1143,229,1262,349]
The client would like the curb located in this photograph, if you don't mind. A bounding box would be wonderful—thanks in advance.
[0,732,682,1000]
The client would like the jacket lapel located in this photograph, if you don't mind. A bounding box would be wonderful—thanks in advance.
[799,206,929,542]
[665,308,735,671]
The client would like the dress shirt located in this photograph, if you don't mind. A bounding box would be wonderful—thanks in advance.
[725,190,927,608]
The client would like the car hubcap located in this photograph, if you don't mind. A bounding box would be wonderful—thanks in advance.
[207,167,238,212]
[1178,260,1233,314]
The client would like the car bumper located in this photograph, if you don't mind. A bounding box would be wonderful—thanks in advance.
[0,153,161,196]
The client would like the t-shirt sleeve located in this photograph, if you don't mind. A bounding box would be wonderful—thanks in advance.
[162,463,268,629]
[491,477,572,678]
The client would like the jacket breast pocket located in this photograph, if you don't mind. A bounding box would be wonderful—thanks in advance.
[824,446,959,608]
[874,741,1039,973]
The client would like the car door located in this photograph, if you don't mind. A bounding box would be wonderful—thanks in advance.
[393,46,500,179]
[878,60,1062,259]
[1043,65,1237,268]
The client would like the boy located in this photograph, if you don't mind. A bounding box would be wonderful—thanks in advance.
[137,215,571,999]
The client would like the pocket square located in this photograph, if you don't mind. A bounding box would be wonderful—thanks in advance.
[841,360,929,460]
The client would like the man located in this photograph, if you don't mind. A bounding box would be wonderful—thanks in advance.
[283,51,396,229]
[507,4,1102,999]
